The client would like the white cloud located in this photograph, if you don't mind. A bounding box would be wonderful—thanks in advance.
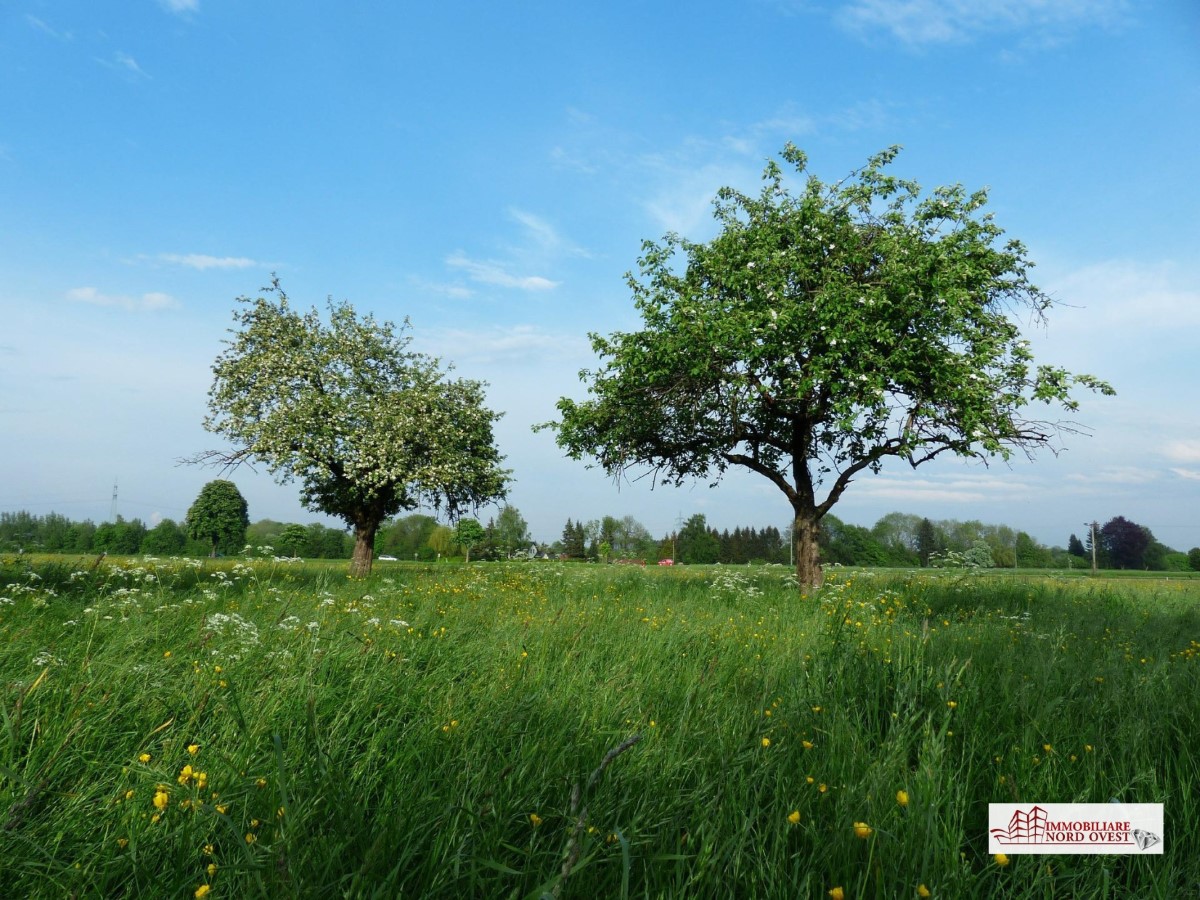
[834,0,1130,46]
[445,253,559,291]
[159,0,199,13]
[850,473,1034,504]
[1171,468,1200,482]
[26,15,70,39]
[159,253,260,270]
[67,287,179,312]
[1165,441,1200,464]
[509,209,592,259]
[1064,467,1158,486]
[406,276,474,300]
[420,324,589,366]
[1045,260,1200,329]
[113,52,149,78]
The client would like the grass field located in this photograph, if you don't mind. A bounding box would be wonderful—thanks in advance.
[1,554,1197,898]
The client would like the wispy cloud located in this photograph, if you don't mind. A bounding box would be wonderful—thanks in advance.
[1164,440,1200,465]
[1065,467,1159,486]
[445,253,559,291]
[509,209,592,259]
[67,287,179,312]
[833,0,1130,46]
[852,473,1035,504]
[159,0,200,14]
[406,275,474,301]
[1171,468,1200,482]
[26,15,70,40]
[99,52,150,79]
[422,324,588,365]
[159,253,260,271]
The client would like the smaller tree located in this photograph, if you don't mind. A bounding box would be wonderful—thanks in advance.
[278,523,310,558]
[453,518,486,563]
[193,283,509,577]
[142,519,187,556]
[494,506,531,558]
[1067,533,1086,558]
[1188,548,1200,571]
[187,481,250,557]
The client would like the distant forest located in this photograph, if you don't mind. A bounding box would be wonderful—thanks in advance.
[2,509,1196,572]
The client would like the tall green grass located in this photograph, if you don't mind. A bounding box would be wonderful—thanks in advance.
[1,555,1197,898]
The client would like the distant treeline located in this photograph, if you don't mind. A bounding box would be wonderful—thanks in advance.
[2,509,1196,572]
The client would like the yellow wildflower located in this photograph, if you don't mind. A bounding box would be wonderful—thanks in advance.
[153,790,169,811]
[994,853,1011,867]
[853,821,873,839]
[896,789,909,807]
[187,744,200,756]
[946,701,957,709]
[529,813,543,827]
[138,753,151,763]
[116,837,129,849]
[761,737,771,748]
[194,885,210,898]
[802,740,815,750]
[207,863,217,878]
[918,885,931,898]
[245,833,257,844]
[787,810,801,825]
[178,765,194,785]
[829,887,845,900]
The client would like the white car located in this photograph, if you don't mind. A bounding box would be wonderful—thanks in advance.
[377,555,398,561]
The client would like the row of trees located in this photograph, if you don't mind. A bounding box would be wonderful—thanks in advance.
[4,505,1197,572]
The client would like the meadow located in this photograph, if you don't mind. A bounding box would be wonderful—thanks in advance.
[1,554,1197,899]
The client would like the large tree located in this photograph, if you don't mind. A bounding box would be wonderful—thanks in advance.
[1100,516,1152,570]
[546,145,1113,587]
[192,282,510,577]
[186,480,249,557]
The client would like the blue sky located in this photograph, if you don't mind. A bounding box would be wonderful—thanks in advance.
[2,0,1198,552]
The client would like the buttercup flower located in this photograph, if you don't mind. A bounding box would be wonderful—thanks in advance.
[828,887,844,900]
[530,813,543,827]
[896,789,910,807]
[994,853,1011,867]
[853,821,873,839]
[787,810,801,825]
[918,885,931,898]
[153,790,169,811]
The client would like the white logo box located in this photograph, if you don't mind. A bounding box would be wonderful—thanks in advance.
[988,803,1164,855]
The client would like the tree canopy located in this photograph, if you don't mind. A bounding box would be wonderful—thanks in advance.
[193,281,510,577]
[186,480,249,557]
[547,145,1113,587]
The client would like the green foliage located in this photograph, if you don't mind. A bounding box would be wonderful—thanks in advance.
[493,506,531,558]
[141,519,188,556]
[95,516,149,556]
[452,518,486,562]
[197,281,509,576]
[677,513,719,564]
[186,480,250,557]
[547,146,1113,586]
[1190,547,1200,571]
[277,523,310,558]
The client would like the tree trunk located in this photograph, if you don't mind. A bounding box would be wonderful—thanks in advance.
[793,512,823,590]
[349,519,379,579]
